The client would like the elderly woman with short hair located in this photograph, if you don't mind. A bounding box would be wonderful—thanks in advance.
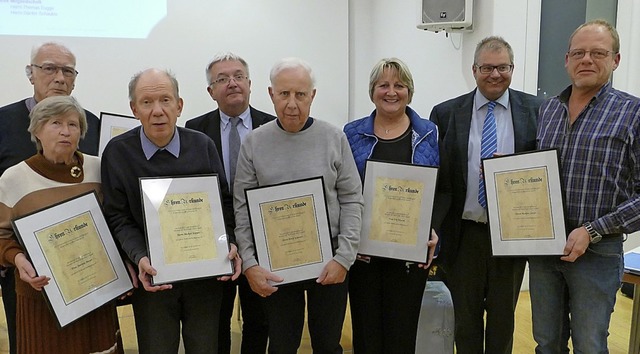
[0,96,121,354]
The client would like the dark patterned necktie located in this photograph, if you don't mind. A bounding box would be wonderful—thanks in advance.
[228,117,241,192]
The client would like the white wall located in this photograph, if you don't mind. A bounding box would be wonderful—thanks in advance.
[612,1,640,253]
[6,0,634,127]
[2,1,637,131]
[614,0,640,97]
[348,0,541,123]
[0,0,349,127]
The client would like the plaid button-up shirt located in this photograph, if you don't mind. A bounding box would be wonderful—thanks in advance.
[537,82,640,235]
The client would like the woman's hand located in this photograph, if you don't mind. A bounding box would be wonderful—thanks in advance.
[14,253,50,291]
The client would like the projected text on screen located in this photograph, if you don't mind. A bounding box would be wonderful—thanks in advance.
[0,0,166,39]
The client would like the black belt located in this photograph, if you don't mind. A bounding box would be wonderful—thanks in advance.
[462,219,487,225]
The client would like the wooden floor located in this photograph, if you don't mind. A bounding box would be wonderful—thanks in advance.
[0,290,633,353]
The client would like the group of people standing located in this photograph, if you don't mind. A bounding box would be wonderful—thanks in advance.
[0,18,638,354]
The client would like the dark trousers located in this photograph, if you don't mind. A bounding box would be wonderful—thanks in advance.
[446,220,526,354]
[348,257,428,354]
[218,274,268,354]
[264,278,348,354]
[0,268,16,354]
[131,279,223,354]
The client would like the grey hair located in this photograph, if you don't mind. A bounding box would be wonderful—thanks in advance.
[128,68,180,102]
[205,52,250,85]
[269,57,316,88]
[28,96,87,150]
[473,36,514,65]
[26,42,76,79]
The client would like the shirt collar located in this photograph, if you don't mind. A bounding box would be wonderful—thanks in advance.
[558,82,612,104]
[220,107,251,128]
[140,126,181,160]
[475,89,510,111]
[26,97,37,112]
[276,117,314,131]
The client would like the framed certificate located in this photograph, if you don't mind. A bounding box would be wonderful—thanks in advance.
[360,160,438,262]
[98,112,140,157]
[140,175,232,285]
[482,149,566,256]
[11,191,133,328]
[245,177,334,286]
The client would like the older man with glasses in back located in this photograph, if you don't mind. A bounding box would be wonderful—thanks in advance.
[0,42,100,354]
[186,52,274,354]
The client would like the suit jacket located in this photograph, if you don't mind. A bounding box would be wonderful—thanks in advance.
[0,98,100,176]
[429,88,542,270]
[185,106,275,171]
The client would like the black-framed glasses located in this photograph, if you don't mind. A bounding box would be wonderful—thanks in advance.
[475,64,513,74]
[567,49,614,60]
[212,74,247,86]
[31,64,78,77]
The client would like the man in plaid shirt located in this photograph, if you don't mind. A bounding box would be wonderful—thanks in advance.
[531,19,640,353]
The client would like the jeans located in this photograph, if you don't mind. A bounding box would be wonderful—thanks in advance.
[529,237,623,354]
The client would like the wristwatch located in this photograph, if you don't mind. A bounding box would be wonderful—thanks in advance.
[583,222,602,244]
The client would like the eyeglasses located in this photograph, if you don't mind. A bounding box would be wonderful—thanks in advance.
[212,74,247,86]
[31,64,78,77]
[567,49,614,60]
[475,64,513,74]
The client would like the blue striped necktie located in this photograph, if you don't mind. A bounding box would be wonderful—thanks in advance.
[478,101,497,208]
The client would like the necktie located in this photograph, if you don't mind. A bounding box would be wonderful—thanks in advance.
[478,101,497,208]
[228,117,241,192]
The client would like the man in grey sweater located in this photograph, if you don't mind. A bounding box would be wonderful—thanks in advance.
[233,57,363,353]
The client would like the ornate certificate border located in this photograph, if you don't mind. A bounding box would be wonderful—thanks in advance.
[482,149,566,256]
[12,191,133,328]
[360,160,438,262]
[245,177,333,286]
[140,175,232,285]
[98,112,139,157]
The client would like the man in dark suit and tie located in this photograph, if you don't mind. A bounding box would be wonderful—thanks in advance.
[430,36,542,354]
[185,52,275,354]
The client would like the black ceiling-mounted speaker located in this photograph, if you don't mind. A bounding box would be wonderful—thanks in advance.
[416,0,473,33]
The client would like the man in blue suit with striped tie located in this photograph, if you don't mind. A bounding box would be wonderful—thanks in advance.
[430,36,543,354]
